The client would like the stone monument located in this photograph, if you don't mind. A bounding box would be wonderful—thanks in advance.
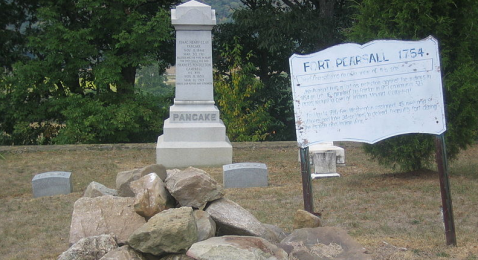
[156,0,232,168]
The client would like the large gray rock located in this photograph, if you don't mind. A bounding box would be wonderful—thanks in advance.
[165,167,224,209]
[159,254,194,260]
[205,198,279,243]
[141,164,168,181]
[58,234,118,260]
[69,196,146,245]
[186,236,288,260]
[280,227,372,260]
[116,164,167,197]
[130,173,175,218]
[263,223,288,242]
[293,209,322,229]
[83,181,118,198]
[116,169,142,197]
[128,207,198,256]
[193,210,216,242]
[99,245,146,260]
[166,169,181,179]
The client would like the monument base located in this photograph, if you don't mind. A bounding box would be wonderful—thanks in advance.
[156,135,232,168]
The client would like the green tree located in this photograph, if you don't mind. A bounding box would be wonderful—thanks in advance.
[213,0,354,140]
[201,0,243,23]
[347,0,478,170]
[135,63,174,96]
[51,93,171,144]
[214,38,277,141]
[0,0,39,73]
[1,0,179,145]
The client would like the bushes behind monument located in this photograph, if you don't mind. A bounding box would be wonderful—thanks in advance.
[0,91,173,145]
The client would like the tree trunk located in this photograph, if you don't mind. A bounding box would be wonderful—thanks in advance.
[118,65,136,95]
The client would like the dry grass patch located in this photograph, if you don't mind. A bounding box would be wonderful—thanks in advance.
[0,142,477,259]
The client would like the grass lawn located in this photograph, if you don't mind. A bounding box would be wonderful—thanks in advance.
[0,141,477,260]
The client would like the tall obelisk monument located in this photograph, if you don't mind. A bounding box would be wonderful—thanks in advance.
[156,0,232,167]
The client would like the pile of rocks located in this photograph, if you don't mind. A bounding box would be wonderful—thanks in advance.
[58,164,370,260]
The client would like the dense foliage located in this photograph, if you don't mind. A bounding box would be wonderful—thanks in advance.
[2,0,477,158]
[213,0,354,140]
[1,0,178,144]
[214,38,277,141]
[135,63,174,96]
[347,0,478,170]
[0,0,39,73]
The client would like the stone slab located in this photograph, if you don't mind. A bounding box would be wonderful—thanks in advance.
[162,119,227,142]
[223,163,268,188]
[156,135,232,168]
[32,171,72,198]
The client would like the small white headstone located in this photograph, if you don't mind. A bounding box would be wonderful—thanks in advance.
[298,142,345,165]
[223,163,268,188]
[32,171,72,198]
[309,143,345,165]
[311,152,340,179]
[313,152,336,173]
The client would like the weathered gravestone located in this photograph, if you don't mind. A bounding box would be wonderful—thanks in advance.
[311,151,340,179]
[297,142,345,164]
[310,142,345,165]
[223,163,268,188]
[32,171,72,198]
[156,0,232,168]
[297,141,345,177]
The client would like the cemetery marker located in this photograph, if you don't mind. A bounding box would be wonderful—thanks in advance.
[290,36,456,245]
[156,0,232,167]
[223,163,268,188]
[32,171,72,198]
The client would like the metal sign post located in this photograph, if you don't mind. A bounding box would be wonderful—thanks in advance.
[435,134,457,246]
[299,147,314,213]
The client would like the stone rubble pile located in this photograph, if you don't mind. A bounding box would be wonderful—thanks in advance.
[58,164,371,260]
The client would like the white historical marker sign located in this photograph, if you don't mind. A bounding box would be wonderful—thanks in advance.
[290,36,446,147]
